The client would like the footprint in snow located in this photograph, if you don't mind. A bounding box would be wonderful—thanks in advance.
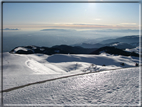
[107,91,112,93]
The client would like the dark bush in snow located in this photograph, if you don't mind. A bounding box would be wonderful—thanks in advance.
[135,63,139,66]
[120,63,125,66]
[16,50,33,54]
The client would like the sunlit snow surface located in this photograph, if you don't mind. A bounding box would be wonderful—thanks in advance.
[125,46,140,54]
[1,52,140,106]
[2,52,139,89]
[3,68,140,106]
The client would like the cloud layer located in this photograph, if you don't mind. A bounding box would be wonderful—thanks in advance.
[4,23,139,31]
[43,23,139,30]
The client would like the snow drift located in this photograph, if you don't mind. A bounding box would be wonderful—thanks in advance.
[2,52,139,90]
[1,52,140,106]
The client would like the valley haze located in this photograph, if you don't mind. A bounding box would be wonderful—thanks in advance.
[3,29,139,52]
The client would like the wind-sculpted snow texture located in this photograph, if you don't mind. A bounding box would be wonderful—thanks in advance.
[3,67,140,106]
[2,52,139,90]
[1,52,140,106]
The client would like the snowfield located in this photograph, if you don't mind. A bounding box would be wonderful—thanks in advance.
[1,52,141,106]
[125,46,140,54]
[3,67,140,106]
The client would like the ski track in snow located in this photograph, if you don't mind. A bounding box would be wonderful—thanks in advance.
[1,52,141,106]
[2,52,140,90]
[3,67,140,106]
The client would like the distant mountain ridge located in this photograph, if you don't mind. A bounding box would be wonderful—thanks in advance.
[9,35,140,57]
[100,35,139,44]
[9,45,97,55]
[91,46,139,57]
[72,35,139,49]
[10,45,139,57]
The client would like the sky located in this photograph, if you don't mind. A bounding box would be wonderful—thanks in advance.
[3,2,140,31]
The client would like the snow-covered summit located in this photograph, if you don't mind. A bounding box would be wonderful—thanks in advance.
[10,46,35,54]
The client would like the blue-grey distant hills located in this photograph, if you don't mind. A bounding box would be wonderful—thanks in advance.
[73,43,104,49]
[100,35,139,44]
[73,35,139,49]
[106,42,135,50]
[9,35,140,57]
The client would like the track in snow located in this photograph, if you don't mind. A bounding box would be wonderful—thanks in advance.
[3,67,140,106]
[1,66,139,93]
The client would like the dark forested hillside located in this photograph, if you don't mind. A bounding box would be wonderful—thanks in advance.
[91,46,139,57]
[9,45,97,55]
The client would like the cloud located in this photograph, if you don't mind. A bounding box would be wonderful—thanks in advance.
[94,19,101,21]
[3,28,19,30]
[40,29,73,32]
[120,23,137,25]
[4,23,139,31]
[42,23,139,30]
[53,23,74,25]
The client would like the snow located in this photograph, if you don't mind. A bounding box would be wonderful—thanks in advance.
[2,52,139,89]
[40,48,44,51]
[110,42,125,47]
[14,47,28,52]
[110,43,120,46]
[125,46,140,54]
[1,52,141,106]
[13,47,34,53]
[25,59,62,74]
[3,67,140,106]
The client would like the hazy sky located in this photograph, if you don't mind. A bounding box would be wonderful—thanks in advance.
[3,2,140,31]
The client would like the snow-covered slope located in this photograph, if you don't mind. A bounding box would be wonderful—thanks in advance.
[2,52,139,90]
[3,67,140,106]
[125,46,140,54]
[1,52,140,106]
[109,42,135,49]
